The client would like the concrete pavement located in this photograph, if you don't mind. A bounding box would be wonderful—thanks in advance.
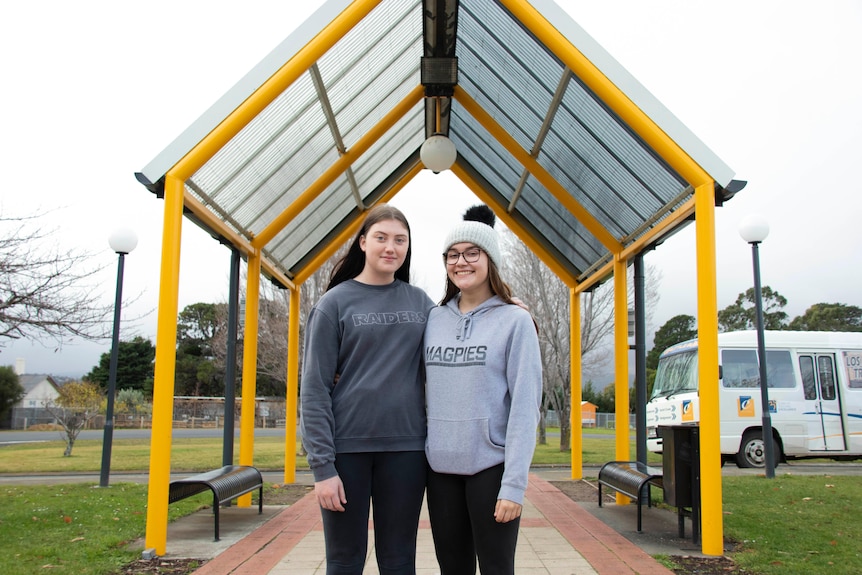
[153,470,707,575]
[139,468,716,575]
[7,463,859,573]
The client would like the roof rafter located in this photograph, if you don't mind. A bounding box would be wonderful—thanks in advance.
[454,85,623,253]
[252,84,425,248]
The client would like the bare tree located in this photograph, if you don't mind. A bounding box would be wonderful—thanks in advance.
[500,230,660,450]
[212,243,349,397]
[0,212,114,348]
[43,380,103,456]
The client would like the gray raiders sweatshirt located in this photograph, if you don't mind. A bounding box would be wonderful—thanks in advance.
[300,279,434,482]
[424,295,542,504]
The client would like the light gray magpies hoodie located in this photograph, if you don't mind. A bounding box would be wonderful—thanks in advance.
[424,295,542,504]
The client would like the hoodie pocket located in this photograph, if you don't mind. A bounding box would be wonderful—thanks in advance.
[426,417,505,475]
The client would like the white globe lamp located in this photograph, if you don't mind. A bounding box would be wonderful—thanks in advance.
[738,214,769,244]
[109,228,138,254]
[420,134,457,172]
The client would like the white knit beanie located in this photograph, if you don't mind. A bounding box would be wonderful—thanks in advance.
[443,205,501,267]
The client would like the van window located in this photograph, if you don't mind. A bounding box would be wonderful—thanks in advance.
[818,356,836,400]
[651,350,698,398]
[721,349,795,389]
[799,356,817,399]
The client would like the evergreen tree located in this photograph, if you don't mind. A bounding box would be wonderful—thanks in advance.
[0,365,24,422]
[647,314,697,370]
[175,303,224,396]
[718,286,788,332]
[84,336,155,395]
[788,302,862,331]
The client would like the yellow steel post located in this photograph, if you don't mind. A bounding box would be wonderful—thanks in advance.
[284,285,301,483]
[143,175,184,556]
[237,250,261,507]
[613,254,630,505]
[695,181,723,556]
[570,288,583,479]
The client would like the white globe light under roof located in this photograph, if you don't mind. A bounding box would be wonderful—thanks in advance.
[420,133,457,172]
[109,228,138,254]
[738,214,770,244]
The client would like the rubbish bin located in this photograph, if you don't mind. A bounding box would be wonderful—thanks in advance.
[659,425,700,542]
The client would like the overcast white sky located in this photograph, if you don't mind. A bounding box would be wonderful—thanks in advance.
[2,1,861,378]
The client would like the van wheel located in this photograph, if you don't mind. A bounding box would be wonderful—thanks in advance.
[736,431,780,468]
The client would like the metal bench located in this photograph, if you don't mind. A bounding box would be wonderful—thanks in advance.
[168,465,263,541]
[597,460,663,532]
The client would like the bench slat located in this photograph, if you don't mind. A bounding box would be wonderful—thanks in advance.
[169,465,263,541]
[597,461,663,532]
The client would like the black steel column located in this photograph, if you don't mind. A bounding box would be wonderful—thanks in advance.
[222,248,241,467]
[750,241,776,478]
[634,253,648,466]
[99,252,126,487]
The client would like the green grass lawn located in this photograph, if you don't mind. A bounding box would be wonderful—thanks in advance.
[0,482,206,575]
[2,430,860,574]
[0,427,655,473]
[720,474,862,574]
[0,437,301,474]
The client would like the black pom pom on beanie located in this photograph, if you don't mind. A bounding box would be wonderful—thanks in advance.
[463,205,496,228]
[443,204,501,266]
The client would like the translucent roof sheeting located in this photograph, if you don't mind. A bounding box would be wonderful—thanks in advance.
[136,0,740,287]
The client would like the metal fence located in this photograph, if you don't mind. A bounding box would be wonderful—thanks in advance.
[6,398,289,430]
[544,410,636,429]
[9,407,58,430]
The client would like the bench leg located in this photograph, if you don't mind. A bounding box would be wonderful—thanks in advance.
[637,483,652,533]
[598,483,603,507]
[258,485,263,514]
[213,493,220,541]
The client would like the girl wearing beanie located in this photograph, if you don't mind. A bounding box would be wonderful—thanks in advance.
[301,204,434,574]
[424,205,543,574]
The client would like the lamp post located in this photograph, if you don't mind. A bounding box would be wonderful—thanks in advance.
[738,214,775,479]
[99,228,138,487]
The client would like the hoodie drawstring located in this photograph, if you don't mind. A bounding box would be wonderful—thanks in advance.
[456,314,473,341]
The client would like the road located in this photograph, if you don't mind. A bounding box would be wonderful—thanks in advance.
[1,462,860,487]
[1,428,860,484]
[0,428,289,443]
[0,428,593,444]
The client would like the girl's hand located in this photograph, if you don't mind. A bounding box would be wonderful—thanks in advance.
[494,499,522,523]
[315,475,347,511]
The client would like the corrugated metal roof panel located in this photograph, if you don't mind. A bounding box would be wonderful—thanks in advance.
[138,0,738,287]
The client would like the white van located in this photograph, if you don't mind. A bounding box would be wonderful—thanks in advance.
[646,330,862,467]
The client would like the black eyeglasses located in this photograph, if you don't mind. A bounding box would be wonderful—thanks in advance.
[444,248,483,264]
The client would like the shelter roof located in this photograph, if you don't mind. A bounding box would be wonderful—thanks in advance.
[136,0,742,288]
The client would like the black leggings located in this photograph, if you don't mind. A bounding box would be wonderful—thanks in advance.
[426,464,520,575]
[321,451,427,575]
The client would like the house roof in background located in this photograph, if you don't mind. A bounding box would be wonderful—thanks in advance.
[18,374,59,394]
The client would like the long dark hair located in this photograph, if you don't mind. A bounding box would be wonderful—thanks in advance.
[440,259,513,305]
[327,204,413,291]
